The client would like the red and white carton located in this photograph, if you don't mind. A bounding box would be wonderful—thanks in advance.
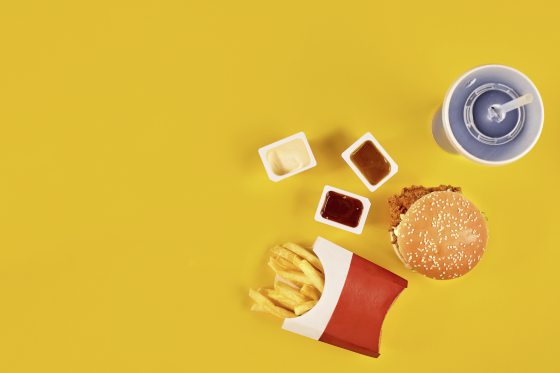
[282,237,408,358]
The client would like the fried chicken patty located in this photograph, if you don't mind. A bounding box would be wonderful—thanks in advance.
[388,185,461,243]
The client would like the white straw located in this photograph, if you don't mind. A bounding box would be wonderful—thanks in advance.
[488,94,533,122]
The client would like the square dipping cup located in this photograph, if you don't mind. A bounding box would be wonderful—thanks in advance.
[258,132,317,182]
[314,185,371,235]
[341,133,398,192]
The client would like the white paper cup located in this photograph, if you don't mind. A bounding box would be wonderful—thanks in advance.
[432,65,544,165]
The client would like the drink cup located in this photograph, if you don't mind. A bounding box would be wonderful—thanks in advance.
[432,65,544,165]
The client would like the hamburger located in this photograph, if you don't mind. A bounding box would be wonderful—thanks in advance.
[388,186,488,280]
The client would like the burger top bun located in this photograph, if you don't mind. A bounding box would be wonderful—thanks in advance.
[393,191,488,280]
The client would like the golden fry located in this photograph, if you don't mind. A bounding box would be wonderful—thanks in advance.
[267,257,285,273]
[294,300,317,316]
[297,259,324,292]
[300,284,321,301]
[251,303,266,312]
[250,242,324,319]
[268,256,297,273]
[263,289,298,310]
[249,289,295,318]
[274,278,304,291]
[282,242,324,273]
[270,245,303,266]
[275,281,308,303]
[273,277,293,289]
[276,270,313,286]
[276,256,299,271]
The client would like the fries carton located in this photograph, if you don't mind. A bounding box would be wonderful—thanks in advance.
[282,237,407,358]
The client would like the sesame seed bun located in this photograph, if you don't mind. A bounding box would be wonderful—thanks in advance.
[392,191,488,280]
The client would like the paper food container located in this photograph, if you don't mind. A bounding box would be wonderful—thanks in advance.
[282,237,408,358]
[341,132,398,192]
[258,132,317,182]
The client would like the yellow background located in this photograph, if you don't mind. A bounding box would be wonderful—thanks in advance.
[0,1,558,372]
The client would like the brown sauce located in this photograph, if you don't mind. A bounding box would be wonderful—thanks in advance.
[350,140,390,185]
[320,191,363,228]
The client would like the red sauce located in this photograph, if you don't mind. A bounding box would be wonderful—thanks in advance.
[320,191,363,228]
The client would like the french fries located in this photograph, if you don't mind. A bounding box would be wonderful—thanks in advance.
[276,270,313,286]
[270,246,303,266]
[250,303,265,312]
[294,300,317,316]
[267,256,298,273]
[249,289,295,318]
[250,242,324,318]
[282,242,324,273]
[262,288,298,310]
[274,282,308,304]
[300,284,321,301]
[276,256,299,271]
[296,259,324,292]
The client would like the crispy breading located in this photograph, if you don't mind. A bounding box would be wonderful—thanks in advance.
[388,185,461,229]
